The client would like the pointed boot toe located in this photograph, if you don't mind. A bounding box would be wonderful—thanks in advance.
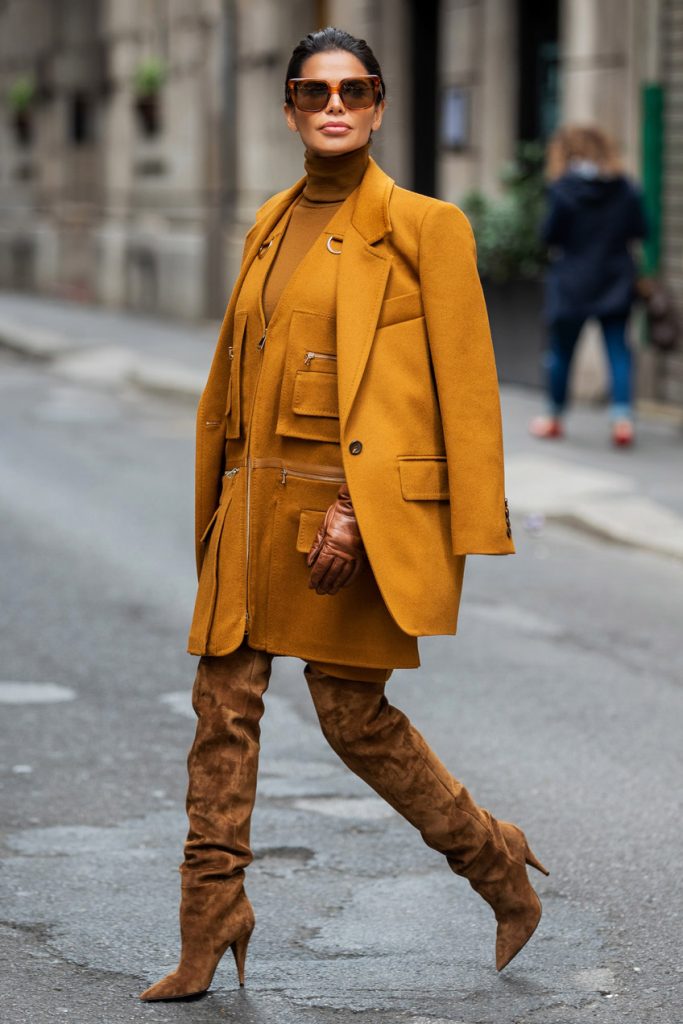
[495,888,543,971]
[139,968,210,1002]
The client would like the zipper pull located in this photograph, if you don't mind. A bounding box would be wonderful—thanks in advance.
[304,352,315,366]
[280,466,288,485]
[257,329,267,350]
[224,467,240,478]
[228,345,234,360]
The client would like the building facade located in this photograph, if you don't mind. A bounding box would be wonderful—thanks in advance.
[0,0,681,401]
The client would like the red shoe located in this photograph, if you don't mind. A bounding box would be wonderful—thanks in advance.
[529,415,564,439]
[612,419,634,447]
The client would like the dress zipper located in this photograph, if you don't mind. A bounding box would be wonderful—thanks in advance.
[303,351,337,366]
[279,464,345,485]
[244,326,268,635]
[245,454,252,634]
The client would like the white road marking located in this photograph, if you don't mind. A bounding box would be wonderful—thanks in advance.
[293,796,396,820]
[0,682,76,704]
[159,691,194,718]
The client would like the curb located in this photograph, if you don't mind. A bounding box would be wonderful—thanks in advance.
[0,319,79,359]
[4,318,683,560]
[0,320,204,401]
[506,453,683,563]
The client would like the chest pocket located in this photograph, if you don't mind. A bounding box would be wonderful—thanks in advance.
[276,309,340,443]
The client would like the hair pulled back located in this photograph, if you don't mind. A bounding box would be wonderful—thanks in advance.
[284,26,386,107]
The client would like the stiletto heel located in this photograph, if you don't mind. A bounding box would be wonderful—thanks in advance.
[524,843,550,877]
[230,926,253,986]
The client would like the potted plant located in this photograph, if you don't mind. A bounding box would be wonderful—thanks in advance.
[460,140,548,387]
[8,74,36,145]
[133,56,167,136]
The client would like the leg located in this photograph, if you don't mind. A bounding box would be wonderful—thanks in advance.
[600,314,635,442]
[546,316,584,416]
[140,642,273,1000]
[532,316,584,436]
[304,662,549,970]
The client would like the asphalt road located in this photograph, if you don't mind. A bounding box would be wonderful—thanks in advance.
[0,349,681,1024]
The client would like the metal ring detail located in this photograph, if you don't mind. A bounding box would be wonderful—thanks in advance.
[326,235,343,255]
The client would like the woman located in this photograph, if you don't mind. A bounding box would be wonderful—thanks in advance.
[140,27,548,1002]
[531,123,649,446]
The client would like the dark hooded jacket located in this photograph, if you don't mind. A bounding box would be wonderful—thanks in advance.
[540,171,649,323]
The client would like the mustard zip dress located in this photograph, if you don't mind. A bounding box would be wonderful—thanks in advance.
[187,144,420,671]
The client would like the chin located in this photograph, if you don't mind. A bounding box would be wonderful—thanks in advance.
[307,133,363,156]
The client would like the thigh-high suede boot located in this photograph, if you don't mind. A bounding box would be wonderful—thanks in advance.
[140,643,272,1000]
[304,664,549,971]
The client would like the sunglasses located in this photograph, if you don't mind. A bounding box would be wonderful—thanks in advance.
[287,75,383,112]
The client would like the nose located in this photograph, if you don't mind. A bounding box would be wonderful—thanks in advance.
[325,89,346,115]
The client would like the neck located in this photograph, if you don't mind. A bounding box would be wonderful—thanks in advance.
[303,140,371,201]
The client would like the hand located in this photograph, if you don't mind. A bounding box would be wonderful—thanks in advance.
[306,482,366,595]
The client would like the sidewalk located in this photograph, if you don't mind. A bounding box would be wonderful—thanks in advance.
[2,290,682,560]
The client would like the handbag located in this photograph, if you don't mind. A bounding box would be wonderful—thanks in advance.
[636,276,680,352]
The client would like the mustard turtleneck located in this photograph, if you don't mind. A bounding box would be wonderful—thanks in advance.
[261,141,370,324]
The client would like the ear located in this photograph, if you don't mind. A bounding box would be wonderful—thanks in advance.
[283,102,298,133]
[371,99,386,132]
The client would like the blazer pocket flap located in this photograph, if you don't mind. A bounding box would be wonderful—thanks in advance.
[292,371,339,418]
[377,290,424,329]
[399,457,450,500]
[296,509,327,553]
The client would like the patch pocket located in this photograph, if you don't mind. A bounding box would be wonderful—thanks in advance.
[225,309,247,439]
[398,456,450,500]
[292,371,339,418]
[276,309,340,442]
[296,509,327,553]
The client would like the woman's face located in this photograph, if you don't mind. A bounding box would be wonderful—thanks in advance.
[284,49,385,157]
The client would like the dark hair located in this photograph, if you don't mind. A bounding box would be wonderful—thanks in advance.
[284,26,386,107]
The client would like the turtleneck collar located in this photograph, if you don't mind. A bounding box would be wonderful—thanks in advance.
[302,140,371,202]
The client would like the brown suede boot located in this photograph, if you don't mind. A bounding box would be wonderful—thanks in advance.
[140,644,272,1001]
[304,663,549,972]
[457,818,549,971]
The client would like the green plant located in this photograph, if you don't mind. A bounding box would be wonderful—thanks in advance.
[460,140,547,283]
[133,56,167,98]
[8,74,36,113]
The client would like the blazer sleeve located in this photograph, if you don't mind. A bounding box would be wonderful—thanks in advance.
[418,200,515,556]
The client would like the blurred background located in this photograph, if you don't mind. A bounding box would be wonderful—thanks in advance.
[1,4,682,1022]
[0,0,681,403]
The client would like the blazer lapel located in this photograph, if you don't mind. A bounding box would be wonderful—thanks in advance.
[202,176,307,417]
[336,157,395,431]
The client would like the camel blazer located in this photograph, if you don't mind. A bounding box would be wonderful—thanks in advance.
[194,155,515,638]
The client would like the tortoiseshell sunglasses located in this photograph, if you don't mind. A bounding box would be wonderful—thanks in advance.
[287,75,383,112]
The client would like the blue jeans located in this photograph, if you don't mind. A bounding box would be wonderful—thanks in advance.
[543,314,633,421]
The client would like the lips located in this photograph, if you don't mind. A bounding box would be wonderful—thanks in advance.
[320,123,351,134]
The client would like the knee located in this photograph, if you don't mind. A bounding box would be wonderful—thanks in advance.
[305,666,387,753]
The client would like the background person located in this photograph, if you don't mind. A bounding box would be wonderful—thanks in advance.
[530,123,649,446]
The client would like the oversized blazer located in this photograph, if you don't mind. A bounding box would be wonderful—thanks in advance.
[194,155,515,639]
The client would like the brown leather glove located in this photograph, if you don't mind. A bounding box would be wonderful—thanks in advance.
[306,482,366,595]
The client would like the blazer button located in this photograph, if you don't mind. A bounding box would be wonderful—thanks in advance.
[349,440,363,455]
